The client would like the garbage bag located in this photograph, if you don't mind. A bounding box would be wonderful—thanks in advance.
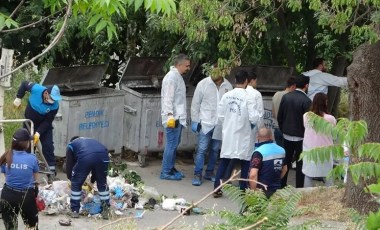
[82,202,102,215]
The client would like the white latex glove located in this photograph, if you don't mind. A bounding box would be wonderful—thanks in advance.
[13,98,22,108]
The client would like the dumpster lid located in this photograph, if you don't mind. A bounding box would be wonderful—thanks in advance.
[119,57,167,89]
[227,65,294,93]
[41,64,108,92]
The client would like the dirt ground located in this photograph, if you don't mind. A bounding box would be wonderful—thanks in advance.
[1,153,354,229]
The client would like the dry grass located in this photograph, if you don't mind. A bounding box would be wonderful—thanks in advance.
[296,186,352,222]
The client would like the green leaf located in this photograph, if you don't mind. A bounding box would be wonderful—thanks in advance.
[88,14,102,28]
[349,162,380,185]
[358,143,380,161]
[0,16,5,30]
[145,0,153,9]
[95,19,108,33]
[167,0,176,13]
[304,112,338,139]
[135,0,144,12]
[156,0,162,13]
[367,183,380,194]
[327,164,345,181]
[4,19,11,28]
[346,120,368,148]
[107,24,113,40]
[300,145,344,164]
[106,22,117,40]
[366,211,380,230]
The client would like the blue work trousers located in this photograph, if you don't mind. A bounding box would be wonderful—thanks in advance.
[194,129,221,176]
[70,154,109,212]
[161,125,183,175]
[214,158,250,191]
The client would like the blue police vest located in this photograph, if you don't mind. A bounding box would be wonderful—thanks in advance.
[254,142,285,191]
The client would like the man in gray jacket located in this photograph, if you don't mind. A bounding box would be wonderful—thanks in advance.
[191,69,232,186]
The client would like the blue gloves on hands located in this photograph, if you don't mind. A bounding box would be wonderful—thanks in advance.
[191,122,200,133]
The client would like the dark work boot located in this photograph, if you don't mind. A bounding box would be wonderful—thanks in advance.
[101,205,110,220]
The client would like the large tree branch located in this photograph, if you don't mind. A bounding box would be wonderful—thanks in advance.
[0,10,62,33]
[158,170,268,230]
[9,0,25,19]
[0,0,73,80]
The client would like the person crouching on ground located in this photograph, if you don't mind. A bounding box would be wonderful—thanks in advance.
[249,127,287,198]
[0,128,39,230]
[66,137,110,219]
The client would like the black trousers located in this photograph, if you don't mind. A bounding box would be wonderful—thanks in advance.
[281,139,304,188]
[0,185,38,230]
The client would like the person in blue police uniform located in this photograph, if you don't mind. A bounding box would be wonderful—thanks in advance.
[65,137,110,219]
[249,127,287,198]
[13,81,62,177]
[0,128,39,230]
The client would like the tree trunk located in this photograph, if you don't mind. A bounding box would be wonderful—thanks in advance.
[327,56,347,117]
[344,41,380,214]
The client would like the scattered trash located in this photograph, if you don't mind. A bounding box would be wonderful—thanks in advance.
[43,208,58,216]
[162,197,188,211]
[32,168,203,220]
[58,219,72,226]
[191,207,206,215]
[178,206,190,215]
[36,195,46,211]
[135,210,145,219]
[114,210,124,216]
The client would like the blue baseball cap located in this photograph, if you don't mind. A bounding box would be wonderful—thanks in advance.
[48,85,62,101]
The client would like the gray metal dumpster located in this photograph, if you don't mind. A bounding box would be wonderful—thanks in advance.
[41,64,126,157]
[227,65,294,131]
[119,57,196,167]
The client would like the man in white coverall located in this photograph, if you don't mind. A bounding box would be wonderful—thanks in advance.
[160,54,191,180]
[213,70,260,198]
[246,71,264,150]
[191,68,233,186]
[302,58,347,100]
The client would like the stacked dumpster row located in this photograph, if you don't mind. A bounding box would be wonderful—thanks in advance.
[41,58,293,166]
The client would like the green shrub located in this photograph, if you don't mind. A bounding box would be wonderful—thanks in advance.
[3,68,42,149]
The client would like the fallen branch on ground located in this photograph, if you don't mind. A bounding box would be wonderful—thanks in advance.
[158,170,268,230]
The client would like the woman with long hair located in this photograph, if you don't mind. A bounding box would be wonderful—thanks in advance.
[302,93,336,187]
[0,128,39,230]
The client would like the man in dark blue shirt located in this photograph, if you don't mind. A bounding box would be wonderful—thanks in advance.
[66,137,110,219]
[249,127,287,198]
[14,81,62,176]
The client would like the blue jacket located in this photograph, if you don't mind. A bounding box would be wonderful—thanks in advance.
[66,137,108,180]
[16,81,59,135]
[251,141,286,193]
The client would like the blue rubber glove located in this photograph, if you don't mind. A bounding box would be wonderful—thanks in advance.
[191,122,199,133]
[251,123,256,130]
[114,186,124,199]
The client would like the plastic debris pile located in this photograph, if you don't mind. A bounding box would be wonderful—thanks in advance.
[37,173,164,218]
[35,168,205,218]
